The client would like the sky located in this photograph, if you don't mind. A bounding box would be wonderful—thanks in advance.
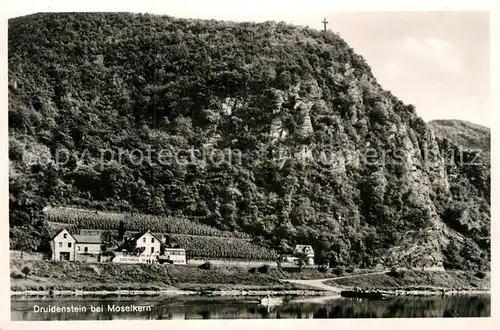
[2,1,492,127]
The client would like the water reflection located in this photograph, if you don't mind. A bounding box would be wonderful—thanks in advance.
[11,294,490,320]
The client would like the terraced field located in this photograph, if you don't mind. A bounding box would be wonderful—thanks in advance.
[46,207,250,238]
[46,207,278,260]
[171,235,278,260]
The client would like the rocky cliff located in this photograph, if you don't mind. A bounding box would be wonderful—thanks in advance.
[8,13,490,269]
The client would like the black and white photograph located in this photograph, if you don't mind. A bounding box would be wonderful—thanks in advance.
[2,0,493,323]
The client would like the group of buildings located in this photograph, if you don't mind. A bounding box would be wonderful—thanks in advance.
[50,228,187,264]
[50,228,316,266]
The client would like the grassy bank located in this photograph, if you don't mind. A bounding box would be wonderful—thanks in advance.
[10,260,331,292]
[13,260,487,295]
[325,269,490,292]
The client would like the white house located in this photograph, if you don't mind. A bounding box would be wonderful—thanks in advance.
[51,229,77,261]
[162,248,187,265]
[293,244,315,265]
[73,234,102,255]
[50,229,102,261]
[132,230,161,256]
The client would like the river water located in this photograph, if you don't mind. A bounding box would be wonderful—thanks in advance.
[11,294,490,320]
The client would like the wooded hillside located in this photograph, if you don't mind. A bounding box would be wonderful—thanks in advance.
[8,13,490,270]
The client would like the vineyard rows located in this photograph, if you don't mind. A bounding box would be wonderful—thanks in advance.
[45,207,251,239]
[170,235,278,260]
[47,221,277,260]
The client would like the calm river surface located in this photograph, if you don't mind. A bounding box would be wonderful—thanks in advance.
[11,294,490,320]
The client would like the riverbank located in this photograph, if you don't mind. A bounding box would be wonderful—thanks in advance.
[10,259,328,294]
[11,260,490,298]
[11,287,327,298]
[324,269,491,293]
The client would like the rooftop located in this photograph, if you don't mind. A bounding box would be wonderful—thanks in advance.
[74,235,101,244]
[294,245,315,255]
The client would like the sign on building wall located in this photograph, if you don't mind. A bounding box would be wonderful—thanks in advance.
[112,255,155,264]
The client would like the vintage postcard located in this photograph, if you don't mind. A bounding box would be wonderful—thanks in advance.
[0,0,496,328]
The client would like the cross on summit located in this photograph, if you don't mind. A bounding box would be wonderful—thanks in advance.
[322,18,329,32]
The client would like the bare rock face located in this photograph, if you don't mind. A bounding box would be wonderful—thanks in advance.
[8,13,489,270]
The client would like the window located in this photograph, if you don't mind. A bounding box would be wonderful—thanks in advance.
[68,242,72,248]
[151,247,154,253]
[58,242,62,248]
[63,233,67,239]
[77,246,80,252]
[143,237,146,243]
[84,247,88,253]
[151,238,154,243]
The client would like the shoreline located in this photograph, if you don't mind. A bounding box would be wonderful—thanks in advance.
[10,288,325,298]
[376,288,491,297]
[11,288,197,298]
[10,287,490,299]
[10,260,490,300]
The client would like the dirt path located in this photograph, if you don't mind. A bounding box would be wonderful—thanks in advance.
[283,271,388,292]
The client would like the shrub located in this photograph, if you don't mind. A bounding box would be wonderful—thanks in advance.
[199,262,212,270]
[332,266,346,276]
[249,267,257,274]
[101,250,116,258]
[318,264,328,273]
[388,267,404,278]
[294,252,309,271]
[258,265,270,274]
[475,271,486,279]
[10,270,24,279]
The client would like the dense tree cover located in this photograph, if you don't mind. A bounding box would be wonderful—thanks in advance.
[8,13,490,269]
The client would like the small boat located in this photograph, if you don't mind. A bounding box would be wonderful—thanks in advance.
[340,290,387,300]
[259,295,283,307]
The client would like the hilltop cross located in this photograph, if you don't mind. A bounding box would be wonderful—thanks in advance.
[322,18,329,32]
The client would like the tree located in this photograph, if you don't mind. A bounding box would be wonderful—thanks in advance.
[316,251,331,270]
[21,265,31,279]
[11,228,39,259]
[118,220,125,241]
[134,246,146,256]
[164,235,172,247]
[100,230,116,251]
[277,239,293,255]
[443,240,462,270]
[294,252,309,271]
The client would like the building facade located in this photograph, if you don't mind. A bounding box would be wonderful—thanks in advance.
[51,229,102,261]
[51,229,77,261]
[163,248,187,264]
[133,230,161,256]
[51,228,188,264]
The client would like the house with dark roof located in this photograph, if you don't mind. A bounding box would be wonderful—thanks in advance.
[50,229,102,261]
